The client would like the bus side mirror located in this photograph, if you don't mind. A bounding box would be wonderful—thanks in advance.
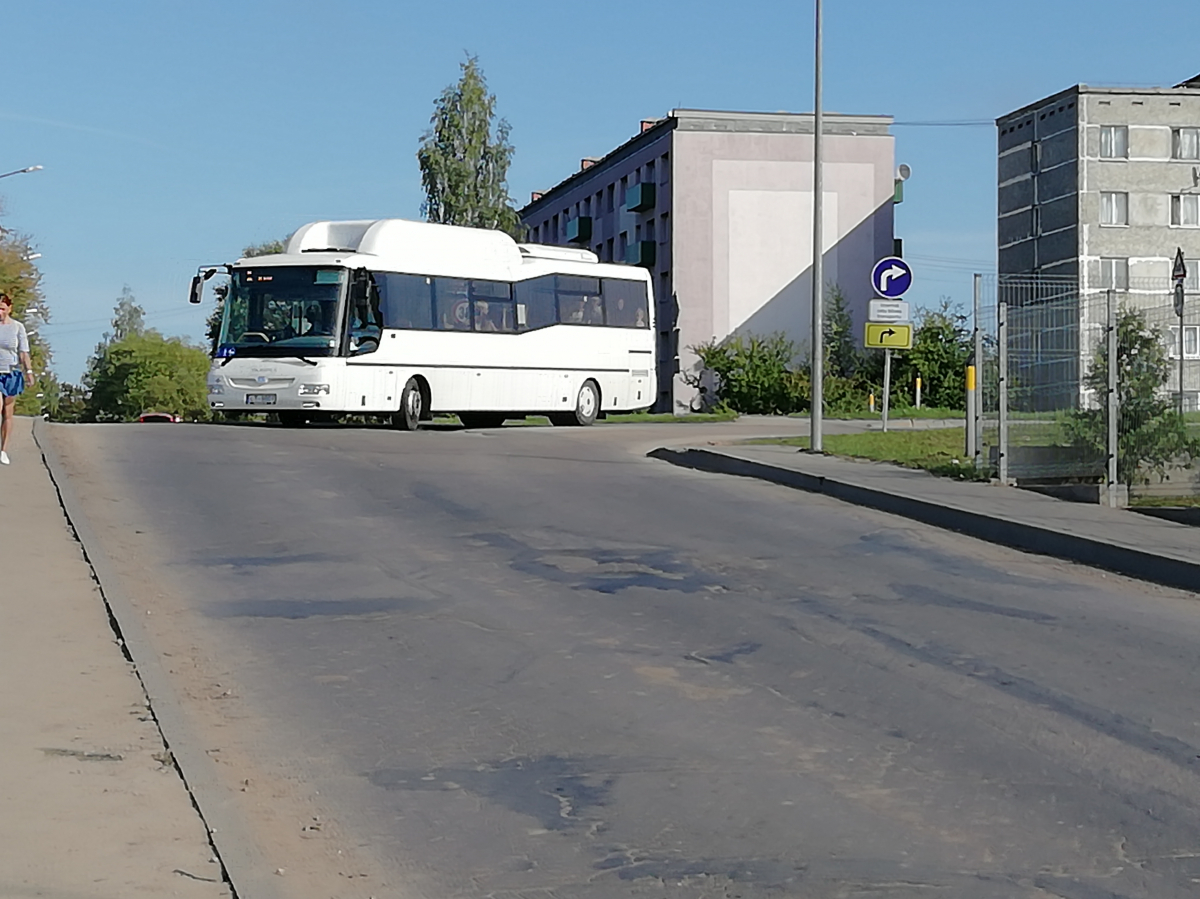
[188,275,204,305]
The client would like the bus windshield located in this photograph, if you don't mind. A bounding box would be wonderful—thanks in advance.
[217,267,345,358]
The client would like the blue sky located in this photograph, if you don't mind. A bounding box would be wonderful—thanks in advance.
[2,0,1196,381]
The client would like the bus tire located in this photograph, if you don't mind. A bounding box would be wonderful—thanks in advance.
[277,411,309,428]
[459,412,506,429]
[392,378,423,431]
[552,379,600,426]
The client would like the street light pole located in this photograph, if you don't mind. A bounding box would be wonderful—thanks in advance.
[810,0,824,451]
[0,165,43,180]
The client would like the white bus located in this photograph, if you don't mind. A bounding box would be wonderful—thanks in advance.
[190,219,655,428]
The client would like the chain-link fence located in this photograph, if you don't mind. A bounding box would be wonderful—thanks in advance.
[973,274,1200,501]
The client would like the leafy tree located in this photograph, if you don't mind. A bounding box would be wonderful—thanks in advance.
[85,332,210,422]
[417,56,519,236]
[205,238,288,348]
[1065,308,1199,486]
[893,300,972,409]
[691,333,807,414]
[82,293,210,421]
[0,222,54,415]
[823,283,858,379]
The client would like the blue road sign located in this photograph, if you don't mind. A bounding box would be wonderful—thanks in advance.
[871,256,914,299]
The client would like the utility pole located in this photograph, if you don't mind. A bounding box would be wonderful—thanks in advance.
[1174,248,1188,416]
[810,0,824,451]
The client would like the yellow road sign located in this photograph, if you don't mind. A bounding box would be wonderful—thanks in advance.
[864,322,912,349]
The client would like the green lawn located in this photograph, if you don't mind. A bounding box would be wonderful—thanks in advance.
[790,406,965,421]
[743,427,989,481]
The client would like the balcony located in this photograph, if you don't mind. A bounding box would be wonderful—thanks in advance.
[625,240,656,268]
[565,216,593,244]
[625,182,656,213]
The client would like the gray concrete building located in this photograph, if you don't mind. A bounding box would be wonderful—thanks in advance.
[997,74,1200,407]
[520,109,896,412]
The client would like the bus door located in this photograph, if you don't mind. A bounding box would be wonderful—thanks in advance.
[343,270,393,411]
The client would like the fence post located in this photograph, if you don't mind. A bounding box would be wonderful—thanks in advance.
[1107,288,1119,507]
[973,273,983,467]
[998,296,1009,485]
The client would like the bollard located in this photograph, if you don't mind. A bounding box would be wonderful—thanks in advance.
[869,393,875,413]
[965,364,977,463]
[915,376,922,409]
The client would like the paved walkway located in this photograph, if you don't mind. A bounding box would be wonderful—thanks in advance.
[0,418,229,899]
[653,441,1200,594]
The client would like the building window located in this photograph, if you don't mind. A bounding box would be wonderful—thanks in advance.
[1172,128,1200,160]
[1100,192,1128,226]
[660,212,670,242]
[1188,259,1200,292]
[1167,325,1200,359]
[660,153,669,183]
[1171,194,1200,227]
[1099,257,1129,290]
[1099,125,1128,159]
[606,185,615,213]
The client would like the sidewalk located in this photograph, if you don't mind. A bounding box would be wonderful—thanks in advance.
[0,418,230,899]
[651,441,1200,594]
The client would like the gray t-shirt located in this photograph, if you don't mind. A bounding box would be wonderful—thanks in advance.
[0,320,30,371]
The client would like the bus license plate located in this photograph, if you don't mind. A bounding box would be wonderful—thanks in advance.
[246,394,277,405]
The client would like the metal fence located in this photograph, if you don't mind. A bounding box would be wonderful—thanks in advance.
[972,275,1200,501]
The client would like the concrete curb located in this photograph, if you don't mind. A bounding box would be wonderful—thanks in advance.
[33,419,285,899]
[649,446,1200,595]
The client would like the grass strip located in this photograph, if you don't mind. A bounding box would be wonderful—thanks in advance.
[743,427,989,481]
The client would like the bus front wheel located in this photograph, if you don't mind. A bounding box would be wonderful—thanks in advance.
[392,378,423,431]
[551,380,600,427]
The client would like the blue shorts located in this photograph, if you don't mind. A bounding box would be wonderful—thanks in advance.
[0,370,26,398]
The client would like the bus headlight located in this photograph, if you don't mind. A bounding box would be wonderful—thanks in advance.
[208,383,224,395]
[299,383,330,396]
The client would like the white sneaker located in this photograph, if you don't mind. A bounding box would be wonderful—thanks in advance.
[0,451,8,465]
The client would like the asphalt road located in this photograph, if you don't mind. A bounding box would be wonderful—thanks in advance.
[49,419,1200,899]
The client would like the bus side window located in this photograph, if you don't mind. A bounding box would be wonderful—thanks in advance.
[604,278,649,328]
[513,276,557,330]
[470,280,514,333]
[378,273,434,330]
[556,276,602,325]
[433,278,471,331]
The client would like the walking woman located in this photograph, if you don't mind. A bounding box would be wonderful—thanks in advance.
[0,292,34,465]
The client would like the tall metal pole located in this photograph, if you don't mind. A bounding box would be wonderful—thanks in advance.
[1107,289,1119,506]
[881,348,892,433]
[998,298,1009,485]
[973,273,983,466]
[810,0,825,451]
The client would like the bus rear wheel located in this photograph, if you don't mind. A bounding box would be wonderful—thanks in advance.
[550,379,600,427]
[459,412,506,429]
[392,378,423,431]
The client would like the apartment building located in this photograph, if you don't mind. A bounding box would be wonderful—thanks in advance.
[520,109,896,412]
[998,74,1200,289]
[997,74,1200,407]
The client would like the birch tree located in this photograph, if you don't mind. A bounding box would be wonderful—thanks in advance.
[417,56,519,236]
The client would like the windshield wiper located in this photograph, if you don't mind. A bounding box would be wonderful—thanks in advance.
[286,355,319,366]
